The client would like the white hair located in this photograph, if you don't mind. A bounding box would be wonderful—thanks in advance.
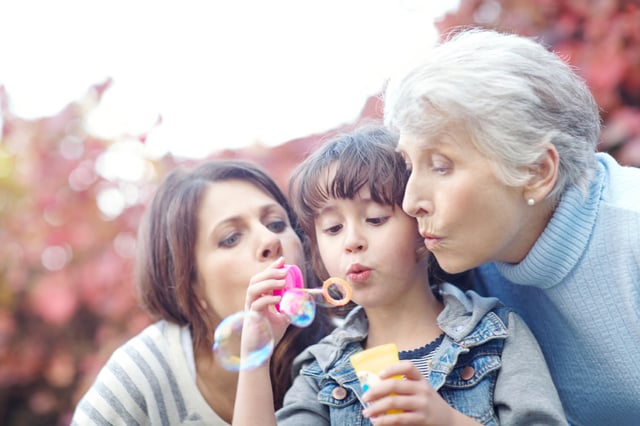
[384,27,601,200]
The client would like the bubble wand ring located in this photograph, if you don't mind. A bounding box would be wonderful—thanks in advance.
[275,265,352,309]
[302,277,352,306]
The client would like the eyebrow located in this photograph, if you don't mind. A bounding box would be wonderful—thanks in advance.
[209,202,286,235]
[315,195,377,216]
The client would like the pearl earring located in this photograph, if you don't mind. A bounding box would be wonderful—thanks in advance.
[527,198,535,206]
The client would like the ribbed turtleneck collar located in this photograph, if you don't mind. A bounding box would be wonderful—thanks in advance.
[493,161,605,288]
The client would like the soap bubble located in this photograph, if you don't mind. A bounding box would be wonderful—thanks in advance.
[213,269,353,371]
[279,289,316,327]
[212,310,274,371]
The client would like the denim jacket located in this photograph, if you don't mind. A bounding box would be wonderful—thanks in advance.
[276,283,566,426]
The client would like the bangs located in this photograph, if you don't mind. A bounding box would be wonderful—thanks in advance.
[291,131,408,234]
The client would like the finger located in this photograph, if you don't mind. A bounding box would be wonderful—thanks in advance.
[363,374,430,405]
[378,360,422,380]
[367,411,425,425]
[248,266,287,288]
[362,393,408,419]
[246,277,286,298]
[248,295,283,312]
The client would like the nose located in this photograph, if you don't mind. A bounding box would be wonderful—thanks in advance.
[402,172,432,218]
[257,227,283,260]
[344,225,367,253]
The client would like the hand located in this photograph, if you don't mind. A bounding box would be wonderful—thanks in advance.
[244,257,292,344]
[362,361,479,425]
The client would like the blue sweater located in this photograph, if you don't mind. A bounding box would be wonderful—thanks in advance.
[473,153,640,426]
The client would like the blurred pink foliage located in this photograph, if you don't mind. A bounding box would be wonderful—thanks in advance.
[1,1,638,424]
[0,82,172,425]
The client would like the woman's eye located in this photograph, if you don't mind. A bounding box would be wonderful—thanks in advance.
[219,232,240,248]
[267,219,287,233]
[367,216,389,226]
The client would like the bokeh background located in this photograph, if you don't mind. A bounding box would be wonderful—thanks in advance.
[1,0,639,424]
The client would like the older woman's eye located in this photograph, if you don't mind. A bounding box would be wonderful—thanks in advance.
[431,156,452,174]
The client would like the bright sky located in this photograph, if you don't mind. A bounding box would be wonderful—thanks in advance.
[0,0,459,159]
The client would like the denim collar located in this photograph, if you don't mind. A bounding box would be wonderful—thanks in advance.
[294,283,503,375]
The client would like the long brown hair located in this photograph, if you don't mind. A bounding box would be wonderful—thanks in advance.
[135,159,332,409]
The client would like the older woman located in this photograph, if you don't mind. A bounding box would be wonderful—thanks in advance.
[384,28,640,426]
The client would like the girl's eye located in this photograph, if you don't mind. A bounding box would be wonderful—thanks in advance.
[324,224,343,235]
[367,216,390,226]
[267,219,287,233]
[219,232,240,248]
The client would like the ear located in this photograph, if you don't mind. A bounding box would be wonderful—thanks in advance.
[524,143,559,203]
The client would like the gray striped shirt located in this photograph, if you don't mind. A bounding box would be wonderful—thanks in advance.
[71,321,228,425]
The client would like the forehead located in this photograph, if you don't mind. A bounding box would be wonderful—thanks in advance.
[199,179,279,220]
[396,129,473,154]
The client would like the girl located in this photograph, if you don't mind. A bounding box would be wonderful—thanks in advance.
[72,160,331,425]
[235,126,566,425]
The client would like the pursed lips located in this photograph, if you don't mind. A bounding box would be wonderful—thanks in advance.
[346,263,372,282]
[420,230,443,250]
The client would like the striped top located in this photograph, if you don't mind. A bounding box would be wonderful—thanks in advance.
[71,320,229,426]
[399,334,444,379]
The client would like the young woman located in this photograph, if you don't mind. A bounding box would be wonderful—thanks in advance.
[71,160,331,425]
[234,126,566,425]
[384,27,640,425]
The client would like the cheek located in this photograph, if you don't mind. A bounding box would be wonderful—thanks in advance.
[392,223,421,260]
[282,232,304,264]
[436,180,492,227]
[315,238,340,275]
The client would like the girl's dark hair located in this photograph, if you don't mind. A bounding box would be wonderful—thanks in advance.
[289,125,412,290]
[135,159,331,409]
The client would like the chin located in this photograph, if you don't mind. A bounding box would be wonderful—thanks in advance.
[434,256,471,275]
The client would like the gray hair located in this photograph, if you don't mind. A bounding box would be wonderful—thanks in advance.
[383,27,601,201]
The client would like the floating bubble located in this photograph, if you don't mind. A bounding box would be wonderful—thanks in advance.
[213,266,354,371]
[279,289,316,327]
[212,310,274,371]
